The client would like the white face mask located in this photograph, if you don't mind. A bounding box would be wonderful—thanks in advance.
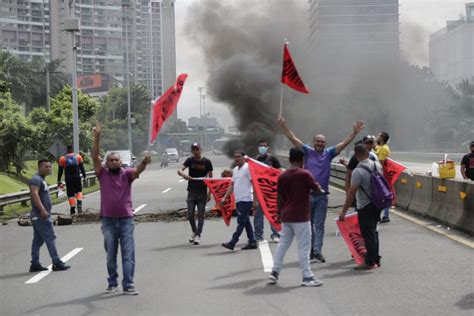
[258,146,268,155]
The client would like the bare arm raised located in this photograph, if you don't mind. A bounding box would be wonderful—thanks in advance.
[277,115,304,150]
[335,120,365,155]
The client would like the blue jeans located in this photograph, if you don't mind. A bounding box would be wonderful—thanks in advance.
[272,222,314,279]
[253,204,279,240]
[187,191,207,236]
[382,207,390,218]
[31,216,60,265]
[230,201,256,246]
[310,194,329,255]
[101,217,135,289]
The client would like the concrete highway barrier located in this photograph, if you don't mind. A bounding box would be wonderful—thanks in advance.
[407,174,432,217]
[393,173,414,210]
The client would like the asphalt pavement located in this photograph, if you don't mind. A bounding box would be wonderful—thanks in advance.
[0,154,473,315]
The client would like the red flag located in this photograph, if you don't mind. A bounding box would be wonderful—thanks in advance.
[246,158,282,231]
[150,74,188,143]
[281,43,309,94]
[203,179,235,226]
[336,213,367,265]
[383,158,407,187]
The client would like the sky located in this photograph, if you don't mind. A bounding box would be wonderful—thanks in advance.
[173,0,469,129]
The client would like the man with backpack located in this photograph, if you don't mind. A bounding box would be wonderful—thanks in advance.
[57,145,87,215]
[339,144,392,270]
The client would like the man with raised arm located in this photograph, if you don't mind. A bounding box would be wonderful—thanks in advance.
[92,122,151,295]
[278,115,364,263]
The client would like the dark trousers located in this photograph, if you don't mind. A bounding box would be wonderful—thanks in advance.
[358,203,382,265]
[187,191,207,236]
[230,201,255,246]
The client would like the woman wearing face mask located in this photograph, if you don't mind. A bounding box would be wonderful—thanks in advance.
[254,139,284,243]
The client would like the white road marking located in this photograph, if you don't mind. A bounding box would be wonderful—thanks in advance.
[25,248,83,284]
[179,179,185,183]
[258,240,274,272]
[133,204,147,214]
[162,187,172,194]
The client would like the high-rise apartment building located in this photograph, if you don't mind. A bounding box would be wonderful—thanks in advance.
[0,0,176,121]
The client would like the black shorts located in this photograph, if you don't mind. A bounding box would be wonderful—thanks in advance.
[66,178,82,197]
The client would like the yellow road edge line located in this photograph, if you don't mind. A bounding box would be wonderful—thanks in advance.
[329,185,474,249]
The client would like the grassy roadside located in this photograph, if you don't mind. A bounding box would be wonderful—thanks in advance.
[0,182,100,221]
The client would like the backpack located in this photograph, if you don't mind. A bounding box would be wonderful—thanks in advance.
[65,154,78,167]
[358,161,393,210]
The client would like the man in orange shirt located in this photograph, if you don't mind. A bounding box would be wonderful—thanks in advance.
[57,145,87,215]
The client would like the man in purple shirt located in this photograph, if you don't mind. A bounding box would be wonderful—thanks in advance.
[278,115,364,262]
[92,122,151,295]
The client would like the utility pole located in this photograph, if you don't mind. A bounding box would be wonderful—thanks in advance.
[198,87,204,145]
[42,0,51,111]
[124,5,133,153]
[65,0,80,154]
[202,94,207,150]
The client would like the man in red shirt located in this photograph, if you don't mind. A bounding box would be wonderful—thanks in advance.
[268,148,324,287]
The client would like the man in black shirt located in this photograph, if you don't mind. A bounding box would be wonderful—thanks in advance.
[178,143,213,245]
[461,141,474,181]
[253,139,283,242]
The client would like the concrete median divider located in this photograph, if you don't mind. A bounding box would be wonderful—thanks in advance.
[426,177,449,222]
[393,172,414,210]
[408,174,432,217]
[456,182,474,235]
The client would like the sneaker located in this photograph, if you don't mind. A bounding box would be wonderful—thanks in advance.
[255,237,265,242]
[268,271,279,284]
[105,285,119,293]
[354,263,377,270]
[52,261,71,271]
[123,286,139,295]
[241,243,258,250]
[314,253,326,263]
[29,264,48,273]
[194,235,200,245]
[380,217,390,223]
[270,235,280,243]
[301,277,323,287]
[221,242,234,251]
[310,251,316,262]
[189,233,196,243]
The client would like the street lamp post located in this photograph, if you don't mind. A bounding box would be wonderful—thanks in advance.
[65,1,80,154]
[124,5,133,153]
[202,94,207,150]
[198,87,204,146]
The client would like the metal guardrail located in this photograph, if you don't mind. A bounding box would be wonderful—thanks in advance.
[0,171,97,214]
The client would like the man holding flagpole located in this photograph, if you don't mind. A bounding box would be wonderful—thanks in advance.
[278,116,364,263]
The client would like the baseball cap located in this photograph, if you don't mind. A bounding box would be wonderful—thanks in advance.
[191,143,201,150]
[470,141,474,146]
[362,135,376,143]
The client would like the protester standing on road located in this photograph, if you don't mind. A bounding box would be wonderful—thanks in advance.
[268,148,324,287]
[221,150,257,251]
[254,139,283,243]
[461,141,474,181]
[375,132,391,223]
[92,122,151,295]
[339,144,383,270]
[278,115,364,263]
[344,135,379,193]
[177,143,213,245]
[57,145,87,215]
[29,159,71,272]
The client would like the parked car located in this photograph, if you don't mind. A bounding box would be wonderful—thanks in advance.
[165,148,179,162]
[103,150,137,168]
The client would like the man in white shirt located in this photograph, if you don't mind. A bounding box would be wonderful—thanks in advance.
[220,150,257,251]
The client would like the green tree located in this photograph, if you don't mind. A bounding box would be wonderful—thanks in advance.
[97,84,150,153]
[0,82,34,174]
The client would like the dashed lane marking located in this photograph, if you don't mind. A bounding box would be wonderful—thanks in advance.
[258,240,274,273]
[133,204,147,214]
[162,188,172,194]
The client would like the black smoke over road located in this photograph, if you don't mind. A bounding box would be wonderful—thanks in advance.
[185,0,473,153]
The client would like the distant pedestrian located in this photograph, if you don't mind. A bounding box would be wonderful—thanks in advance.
[253,139,283,243]
[268,148,323,287]
[57,145,87,215]
[220,150,257,251]
[29,159,71,273]
[375,132,391,223]
[461,141,474,181]
[178,143,213,245]
[278,115,364,263]
[339,144,383,270]
[92,122,151,295]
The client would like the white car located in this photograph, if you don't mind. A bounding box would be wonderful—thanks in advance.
[165,148,179,162]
